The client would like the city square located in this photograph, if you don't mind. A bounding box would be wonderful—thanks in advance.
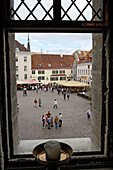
[17,88,92,141]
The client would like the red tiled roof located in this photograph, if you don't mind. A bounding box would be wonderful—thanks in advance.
[15,40,30,52]
[31,54,75,69]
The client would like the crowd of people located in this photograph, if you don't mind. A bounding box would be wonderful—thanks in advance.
[42,111,63,129]
[22,83,91,131]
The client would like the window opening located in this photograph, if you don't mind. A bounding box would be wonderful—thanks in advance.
[13,32,104,155]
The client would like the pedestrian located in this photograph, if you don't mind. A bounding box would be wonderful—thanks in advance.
[34,98,37,107]
[47,116,51,130]
[39,98,42,107]
[62,88,64,94]
[51,114,54,127]
[53,99,57,108]
[63,91,66,100]
[59,113,63,127]
[67,93,70,100]
[87,109,91,119]
[54,116,59,129]
[42,115,45,128]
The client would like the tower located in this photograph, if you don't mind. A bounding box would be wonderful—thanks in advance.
[27,34,31,51]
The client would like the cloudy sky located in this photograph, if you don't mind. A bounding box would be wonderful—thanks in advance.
[15,33,92,54]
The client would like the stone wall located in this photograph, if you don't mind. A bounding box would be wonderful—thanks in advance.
[8,33,19,153]
[92,34,103,147]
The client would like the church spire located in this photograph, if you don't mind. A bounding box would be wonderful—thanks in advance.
[27,34,31,51]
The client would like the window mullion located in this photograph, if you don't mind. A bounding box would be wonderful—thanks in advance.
[53,0,61,22]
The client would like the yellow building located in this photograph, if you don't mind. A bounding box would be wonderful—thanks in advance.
[31,54,75,83]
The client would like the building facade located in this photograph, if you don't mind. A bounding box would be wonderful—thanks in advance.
[31,54,75,83]
[15,40,32,81]
[77,50,92,85]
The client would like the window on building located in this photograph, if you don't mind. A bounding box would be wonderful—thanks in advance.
[59,70,65,74]
[32,70,35,74]
[38,64,41,67]
[86,70,87,75]
[88,70,90,75]
[88,65,90,69]
[24,66,27,71]
[38,70,45,74]
[16,74,19,80]
[24,74,27,79]
[48,64,51,67]
[38,76,45,80]
[71,70,73,73]
[60,77,66,80]
[50,77,58,81]
[16,56,18,62]
[52,70,58,74]
[24,56,27,62]
[16,66,18,71]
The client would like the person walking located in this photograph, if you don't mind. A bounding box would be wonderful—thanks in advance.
[63,91,66,100]
[54,116,59,129]
[53,99,57,109]
[87,109,91,119]
[59,113,63,127]
[39,98,42,107]
[51,114,54,127]
[67,93,70,100]
[34,98,37,107]
[47,116,51,130]
[42,115,45,128]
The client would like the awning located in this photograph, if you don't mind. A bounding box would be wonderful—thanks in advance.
[17,80,41,84]
[56,81,89,87]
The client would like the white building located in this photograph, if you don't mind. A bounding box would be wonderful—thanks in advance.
[77,50,92,86]
[15,40,32,81]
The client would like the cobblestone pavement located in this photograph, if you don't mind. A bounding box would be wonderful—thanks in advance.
[17,89,92,140]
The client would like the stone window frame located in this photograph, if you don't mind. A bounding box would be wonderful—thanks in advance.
[1,0,112,169]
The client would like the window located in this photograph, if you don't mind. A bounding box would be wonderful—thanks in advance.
[38,76,45,80]
[1,0,111,169]
[16,74,19,80]
[48,64,51,67]
[59,70,65,74]
[24,56,27,62]
[60,77,66,80]
[16,56,18,62]
[50,77,58,81]
[52,70,58,74]
[24,66,27,71]
[38,70,45,74]
[88,70,90,75]
[38,64,41,67]
[32,70,35,74]
[16,66,18,71]
[86,70,87,75]
[24,74,27,79]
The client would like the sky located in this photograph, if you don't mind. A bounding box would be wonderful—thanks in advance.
[15,33,92,54]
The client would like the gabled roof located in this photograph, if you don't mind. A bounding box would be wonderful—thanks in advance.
[31,54,75,69]
[15,40,30,52]
[73,50,89,63]
[82,49,92,63]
